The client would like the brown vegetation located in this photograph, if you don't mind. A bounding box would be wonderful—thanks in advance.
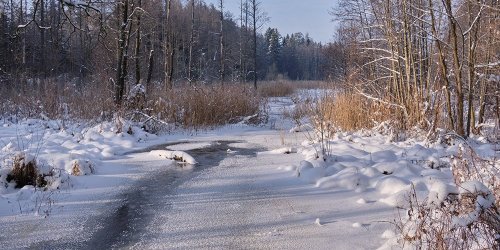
[258,81,296,97]
[147,84,262,129]
[6,155,47,188]
[0,80,263,130]
[316,93,396,132]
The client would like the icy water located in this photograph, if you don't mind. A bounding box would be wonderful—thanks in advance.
[37,140,260,249]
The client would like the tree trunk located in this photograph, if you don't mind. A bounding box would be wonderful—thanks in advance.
[40,0,45,75]
[188,0,195,85]
[20,0,26,65]
[168,37,176,86]
[219,0,224,84]
[239,0,244,82]
[429,0,454,130]
[252,0,257,89]
[146,34,154,87]
[122,17,133,88]
[444,0,465,136]
[115,0,129,105]
[164,0,173,90]
[465,1,480,136]
[134,0,142,85]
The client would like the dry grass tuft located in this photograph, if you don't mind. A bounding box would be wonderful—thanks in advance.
[70,160,95,176]
[6,155,47,188]
[449,136,500,208]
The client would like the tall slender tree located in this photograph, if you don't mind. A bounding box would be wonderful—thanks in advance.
[134,0,142,85]
[115,0,130,105]
[218,0,224,83]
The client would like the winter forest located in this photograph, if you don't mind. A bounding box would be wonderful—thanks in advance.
[0,0,498,249]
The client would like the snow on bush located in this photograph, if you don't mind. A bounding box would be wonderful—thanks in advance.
[67,159,95,176]
[316,167,369,192]
[375,176,411,195]
[387,138,500,249]
[388,182,499,249]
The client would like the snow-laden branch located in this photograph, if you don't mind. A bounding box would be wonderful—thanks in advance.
[61,0,99,12]
[354,88,408,118]
[362,57,398,68]
[462,4,484,36]
[475,61,500,69]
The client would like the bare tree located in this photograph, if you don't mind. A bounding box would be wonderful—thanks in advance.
[115,0,130,105]
[248,0,267,89]
[219,0,224,83]
[164,0,173,90]
[188,0,195,85]
[134,0,142,85]
[250,0,257,89]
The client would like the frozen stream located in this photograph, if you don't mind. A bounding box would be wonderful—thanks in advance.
[29,140,263,249]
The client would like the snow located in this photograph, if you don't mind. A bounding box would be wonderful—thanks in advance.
[375,176,411,195]
[258,147,298,155]
[290,123,313,133]
[149,150,197,164]
[62,0,89,7]
[0,94,497,249]
[458,180,490,195]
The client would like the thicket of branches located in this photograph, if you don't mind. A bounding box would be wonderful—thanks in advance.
[331,0,499,138]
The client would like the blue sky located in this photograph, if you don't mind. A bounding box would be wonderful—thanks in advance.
[204,0,337,44]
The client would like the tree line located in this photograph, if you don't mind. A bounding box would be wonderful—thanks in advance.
[0,0,341,106]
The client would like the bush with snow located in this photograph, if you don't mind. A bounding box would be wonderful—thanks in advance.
[391,182,499,249]
[67,159,95,176]
[389,139,500,249]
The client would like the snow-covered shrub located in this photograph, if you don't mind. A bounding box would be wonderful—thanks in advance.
[394,183,499,249]
[67,159,95,176]
[393,139,500,249]
[451,142,499,208]
[126,84,146,110]
[44,169,71,190]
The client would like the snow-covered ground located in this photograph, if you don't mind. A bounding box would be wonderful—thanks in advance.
[0,95,498,249]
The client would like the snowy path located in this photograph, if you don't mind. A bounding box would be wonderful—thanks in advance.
[126,139,394,249]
